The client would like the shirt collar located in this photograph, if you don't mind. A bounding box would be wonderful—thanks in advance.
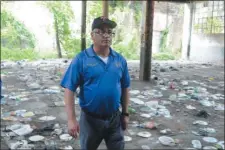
[86,44,116,57]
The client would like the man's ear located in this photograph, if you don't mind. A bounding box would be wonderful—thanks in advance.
[91,32,94,40]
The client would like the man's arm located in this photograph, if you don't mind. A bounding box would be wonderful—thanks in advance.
[121,88,130,114]
[64,88,80,138]
[64,88,76,121]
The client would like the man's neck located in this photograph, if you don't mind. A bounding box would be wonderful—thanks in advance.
[93,45,110,57]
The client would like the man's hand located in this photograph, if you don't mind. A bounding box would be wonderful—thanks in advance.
[68,118,79,138]
[121,115,129,130]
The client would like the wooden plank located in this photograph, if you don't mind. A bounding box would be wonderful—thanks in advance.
[139,0,154,81]
[81,0,87,51]
[102,0,108,17]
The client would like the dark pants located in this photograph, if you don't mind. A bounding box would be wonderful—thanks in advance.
[79,110,124,150]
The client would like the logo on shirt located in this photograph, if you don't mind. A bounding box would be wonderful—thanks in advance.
[87,63,98,67]
[115,62,121,68]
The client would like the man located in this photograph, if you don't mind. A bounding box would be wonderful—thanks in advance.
[60,16,130,150]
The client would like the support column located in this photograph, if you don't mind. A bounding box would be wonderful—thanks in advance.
[182,2,193,60]
[81,0,86,51]
[139,0,154,81]
[102,0,108,18]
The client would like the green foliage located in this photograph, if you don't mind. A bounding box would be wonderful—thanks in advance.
[65,38,81,58]
[1,9,36,49]
[160,27,169,52]
[40,1,80,57]
[86,1,142,60]
[87,1,102,24]
[1,47,38,61]
[194,17,223,34]
[152,52,175,60]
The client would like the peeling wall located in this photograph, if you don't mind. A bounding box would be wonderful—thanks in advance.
[190,33,224,63]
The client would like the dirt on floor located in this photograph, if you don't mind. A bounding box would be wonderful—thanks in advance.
[1,59,224,149]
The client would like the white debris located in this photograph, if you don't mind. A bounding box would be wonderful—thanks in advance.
[192,140,202,149]
[186,105,196,110]
[158,136,175,146]
[141,145,151,150]
[39,116,56,121]
[12,124,33,136]
[203,146,217,149]
[129,90,140,95]
[137,132,151,138]
[29,135,45,142]
[140,113,151,118]
[193,120,208,126]
[60,134,73,141]
[203,137,218,143]
[124,136,132,142]
[130,98,144,105]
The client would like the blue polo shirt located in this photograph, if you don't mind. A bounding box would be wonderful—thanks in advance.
[60,45,130,115]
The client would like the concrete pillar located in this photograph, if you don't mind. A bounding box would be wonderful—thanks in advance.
[182,3,193,60]
[81,0,86,51]
[139,0,154,81]
[102,1,108,18]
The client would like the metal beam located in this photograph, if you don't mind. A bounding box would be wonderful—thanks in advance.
[81,0,86,51]
[139,0,154,81]
[102,0,109,17]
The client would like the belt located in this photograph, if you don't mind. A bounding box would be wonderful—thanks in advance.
[82,109,119,120]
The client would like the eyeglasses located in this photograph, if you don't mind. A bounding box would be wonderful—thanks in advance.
[93,30,115,37]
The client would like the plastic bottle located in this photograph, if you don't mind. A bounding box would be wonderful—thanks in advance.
[128,107,136,114]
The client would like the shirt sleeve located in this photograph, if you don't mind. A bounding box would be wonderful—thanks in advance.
[60,55,82,92]
[121,59,130,88]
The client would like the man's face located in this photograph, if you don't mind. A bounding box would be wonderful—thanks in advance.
[91,25,115,47]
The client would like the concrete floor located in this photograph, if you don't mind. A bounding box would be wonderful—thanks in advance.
[1,60,224,149]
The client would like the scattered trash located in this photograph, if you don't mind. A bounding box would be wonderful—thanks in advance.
[1,60,224,149]
[130,90,140,95]
[137,132,151,138]
[12,124,33,136]
[169,94,177,101]
[186,105,196,110]
[215,141,224,150]
[136,121,158,129]
[160,129,172,135]
[43,89,60,94]
[214,103,224,111]
[181,81,188,86]
[203,146,217,149]
[51,129,63,136]
[124,136,132,142]
[200,128,216,134]
[193,120,208,126]
[21,111,35,118]
[140,113,151,118]
[199,100,215,107]
[44,139,57,149]
[130,98,144,105]
[60,145,73,149]
[203,137,218,143]
[141,145,151,150]
[128,107,136,114]
[29,135,45,142]
[27,82,41,90]
[192,140,202,149]
[53,101,65,107]
[60,134,73,141]
[158,136,175,146]
[169,82,175,89]
[195,110,210,118]
[39,116,56,121]
[192,130,208,136]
